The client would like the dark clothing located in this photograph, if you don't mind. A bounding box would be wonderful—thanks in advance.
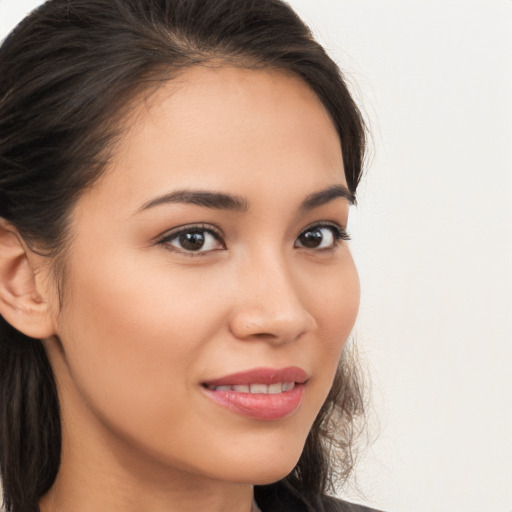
[255,483,384,512]
[322,495,383,512]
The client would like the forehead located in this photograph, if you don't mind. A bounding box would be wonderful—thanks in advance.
[82,66,346,213]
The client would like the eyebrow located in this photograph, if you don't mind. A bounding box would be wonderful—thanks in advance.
[138,190,249,213]
[138,184,354,214]
[300,185,356,210]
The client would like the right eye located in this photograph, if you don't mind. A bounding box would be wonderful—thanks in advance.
[158,226,225,255]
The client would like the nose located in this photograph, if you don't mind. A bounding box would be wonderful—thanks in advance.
[228,252,316,344]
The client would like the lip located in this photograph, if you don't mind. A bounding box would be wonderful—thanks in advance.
[201,366,308,421]
[203,366,308,387]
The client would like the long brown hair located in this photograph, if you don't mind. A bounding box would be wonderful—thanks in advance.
[0,1,366,511]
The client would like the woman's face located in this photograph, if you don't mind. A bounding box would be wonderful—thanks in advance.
[46,66,360,486]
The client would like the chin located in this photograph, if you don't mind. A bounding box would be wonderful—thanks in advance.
[214,442,305,486]
[249,465,298,486]
[224,463,299,486]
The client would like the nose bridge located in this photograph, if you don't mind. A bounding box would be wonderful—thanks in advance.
[229,245,314,342]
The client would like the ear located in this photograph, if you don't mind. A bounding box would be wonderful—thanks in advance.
[0,219,56,339]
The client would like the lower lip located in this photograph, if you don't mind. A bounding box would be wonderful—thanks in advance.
[202,384,305,421]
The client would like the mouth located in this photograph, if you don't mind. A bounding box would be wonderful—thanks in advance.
[205,382,296,394]
[201,367,308,421]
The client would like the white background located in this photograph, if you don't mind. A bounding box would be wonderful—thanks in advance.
[1,1,511,511]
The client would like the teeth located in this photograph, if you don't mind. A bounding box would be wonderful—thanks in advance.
[282,382,295,392]
[267,383,282,394]
[209,382,296,394]
[250,383,268,394]
[215,386,232,392]
[232,385,250,392]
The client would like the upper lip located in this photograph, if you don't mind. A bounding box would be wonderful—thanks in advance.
[203,366,308,387]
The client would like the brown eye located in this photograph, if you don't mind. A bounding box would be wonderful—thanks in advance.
[179,231,206,251]
[162,228,224,253]
[295,225,342,250]
[297,228,324,248]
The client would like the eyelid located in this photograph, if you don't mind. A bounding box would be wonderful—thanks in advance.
[295,221,351,250]
[156,223,226,254]
[153,221,349,255]
[300,221,350,239]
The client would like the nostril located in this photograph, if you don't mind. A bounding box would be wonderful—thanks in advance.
[229,307,313,344]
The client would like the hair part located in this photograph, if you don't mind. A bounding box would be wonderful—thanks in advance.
[0,1,367,511]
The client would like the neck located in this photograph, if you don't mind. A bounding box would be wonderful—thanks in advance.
[40,458,255,512]
[40,344,256,512]
[39,402,254,512]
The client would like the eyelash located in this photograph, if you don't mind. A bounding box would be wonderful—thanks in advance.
[157,224,225,257]
[295,222,351,250]
[156,222,350,256]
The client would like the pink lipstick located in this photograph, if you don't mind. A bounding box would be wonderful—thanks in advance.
[202,367,307,421]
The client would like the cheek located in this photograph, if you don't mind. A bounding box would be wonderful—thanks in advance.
[308,253,360,353]
[295,252,360,421]
[52,241,360,481]
[55,252,229,437]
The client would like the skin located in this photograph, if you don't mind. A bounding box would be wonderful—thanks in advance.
[34,66,360,512]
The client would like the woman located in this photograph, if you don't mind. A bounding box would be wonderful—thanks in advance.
[0,1,377,511]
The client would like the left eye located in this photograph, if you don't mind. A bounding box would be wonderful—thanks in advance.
[161,228,224,253]
[295,225,346,250]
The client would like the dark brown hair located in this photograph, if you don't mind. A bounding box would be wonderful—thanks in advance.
[0,1,366,511]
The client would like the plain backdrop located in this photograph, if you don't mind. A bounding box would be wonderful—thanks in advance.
[1,1,511,512]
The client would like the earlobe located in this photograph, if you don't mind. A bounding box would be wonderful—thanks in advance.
[0,219,56,339]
